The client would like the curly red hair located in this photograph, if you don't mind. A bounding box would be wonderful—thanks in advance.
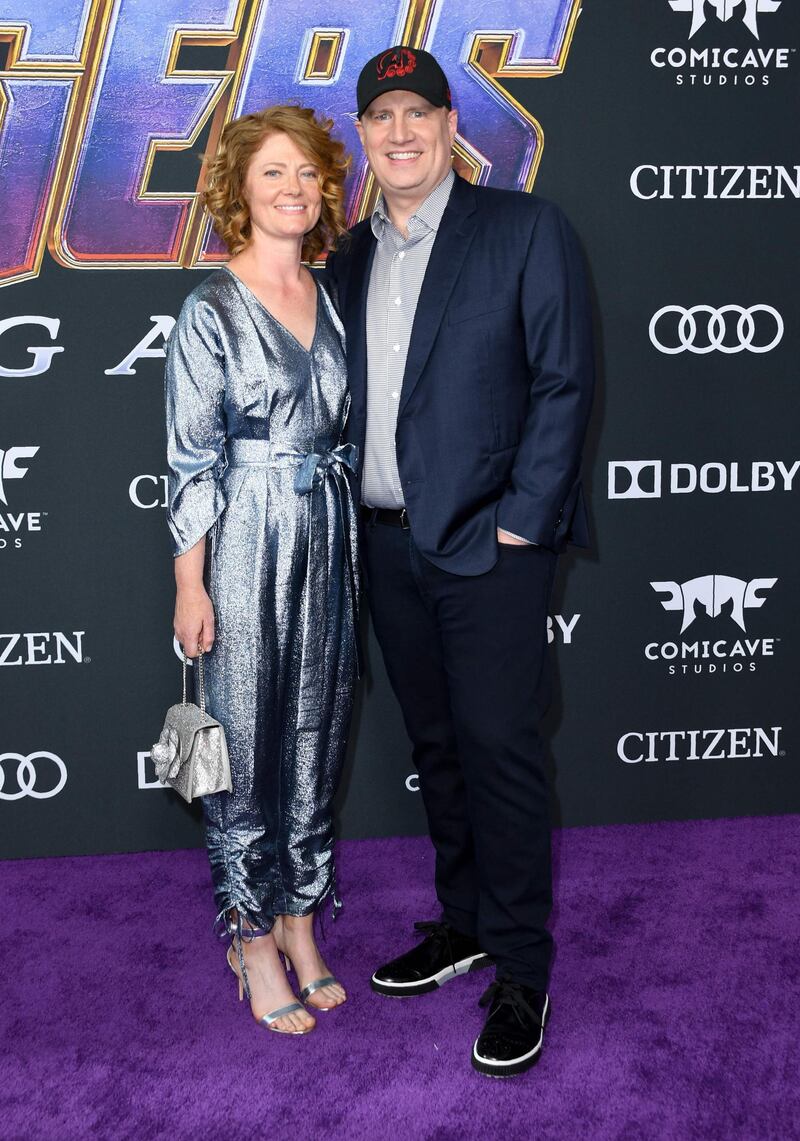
[202,105,350,261]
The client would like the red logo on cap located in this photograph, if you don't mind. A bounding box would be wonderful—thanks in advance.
[376,48,417,81]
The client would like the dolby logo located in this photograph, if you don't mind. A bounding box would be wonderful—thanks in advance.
[608,460,798,499]
[548,615,580,645]
[617,725,782,764]
[630,165,799,199]
[137,750,165,790]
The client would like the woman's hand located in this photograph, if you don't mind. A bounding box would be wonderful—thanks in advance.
[174,585,215,657]
[173,536,214,656]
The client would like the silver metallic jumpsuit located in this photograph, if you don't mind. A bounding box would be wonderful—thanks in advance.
[165,267,358,930]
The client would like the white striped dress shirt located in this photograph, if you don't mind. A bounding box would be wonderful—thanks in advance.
[362,169,455,509]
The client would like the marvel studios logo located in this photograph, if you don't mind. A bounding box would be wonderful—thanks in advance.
[608,460,798,500]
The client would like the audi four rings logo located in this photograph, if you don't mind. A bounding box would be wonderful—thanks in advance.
[0,751,67,800]
[649,305,784,354]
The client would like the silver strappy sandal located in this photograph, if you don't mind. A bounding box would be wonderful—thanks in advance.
[281,954,345,1011]
[300,975,343,1008]
[226,922,313,1035]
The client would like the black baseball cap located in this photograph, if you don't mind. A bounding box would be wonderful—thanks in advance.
[356,46,451,118]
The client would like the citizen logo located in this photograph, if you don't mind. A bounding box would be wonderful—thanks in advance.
[608,460,798,499]
[0,632,86,666]
[129,474,168,509]
[649,304,783,355]
[631,165,799,199]
[645,576,778,675]
[668,0,781,41]
[618,726,782,764]
[0,751,68,800]
[651,575,776,633]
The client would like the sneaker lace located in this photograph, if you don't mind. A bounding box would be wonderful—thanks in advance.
[413,919,456,964]
[479,980,543,1029]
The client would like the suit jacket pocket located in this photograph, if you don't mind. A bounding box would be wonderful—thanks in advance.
[487,443,518,483]
[447,297,513,326]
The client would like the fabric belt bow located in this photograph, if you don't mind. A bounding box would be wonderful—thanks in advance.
[289,443,358,494]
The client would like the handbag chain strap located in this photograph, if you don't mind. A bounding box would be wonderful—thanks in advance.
[181,648,206,714]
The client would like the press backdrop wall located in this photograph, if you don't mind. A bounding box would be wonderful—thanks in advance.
[2,0,798,858]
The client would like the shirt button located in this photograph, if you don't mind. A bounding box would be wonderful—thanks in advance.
[393,344,401,352]
[391,391,399,399]
[398,251,406,260]
[394,296,402,306]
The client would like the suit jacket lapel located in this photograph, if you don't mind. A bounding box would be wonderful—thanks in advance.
[398,177,478,416]
[344,225,375,447]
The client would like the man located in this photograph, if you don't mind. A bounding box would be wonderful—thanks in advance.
[327,46,594,1077]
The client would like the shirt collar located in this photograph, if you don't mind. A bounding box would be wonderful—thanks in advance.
[371,169,455,243]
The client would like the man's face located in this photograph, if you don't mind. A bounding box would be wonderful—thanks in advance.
[356,90,457,203]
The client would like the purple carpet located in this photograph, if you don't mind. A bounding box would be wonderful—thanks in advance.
[1,817,798,1140]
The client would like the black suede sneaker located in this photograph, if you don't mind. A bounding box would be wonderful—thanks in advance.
[371,920,492,996]
[471,980,550,1077]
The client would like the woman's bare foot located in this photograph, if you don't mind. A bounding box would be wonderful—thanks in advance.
[228,927,315,1034]
[274,913,346,1010]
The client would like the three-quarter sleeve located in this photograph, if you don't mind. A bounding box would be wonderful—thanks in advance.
[165,295,228,557]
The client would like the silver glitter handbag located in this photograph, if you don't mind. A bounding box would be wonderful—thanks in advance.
[150,650,232,802]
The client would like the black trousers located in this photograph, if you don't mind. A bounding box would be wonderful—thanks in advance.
[364,519,557,990]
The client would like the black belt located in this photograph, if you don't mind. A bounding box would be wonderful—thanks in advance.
[361,505,410,529]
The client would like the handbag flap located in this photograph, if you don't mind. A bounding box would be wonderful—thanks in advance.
[162,702,224,764]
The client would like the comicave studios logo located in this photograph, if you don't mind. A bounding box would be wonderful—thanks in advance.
[652,0,792,87]
[0,446,44,549]
[617,726,782,764]
[608,459,798,499]
[0,751,67,800]
[645,574,778,675]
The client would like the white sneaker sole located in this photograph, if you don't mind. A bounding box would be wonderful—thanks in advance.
[370,952,492,996]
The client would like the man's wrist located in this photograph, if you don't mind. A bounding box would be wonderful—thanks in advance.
[497,527,537,546]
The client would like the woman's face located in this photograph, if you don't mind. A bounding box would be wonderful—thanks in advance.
[242,131,322,244]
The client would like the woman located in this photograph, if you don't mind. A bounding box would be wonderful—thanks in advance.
[165,106,357,1035]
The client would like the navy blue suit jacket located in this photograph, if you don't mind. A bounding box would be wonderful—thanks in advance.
[326,174,595,576]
